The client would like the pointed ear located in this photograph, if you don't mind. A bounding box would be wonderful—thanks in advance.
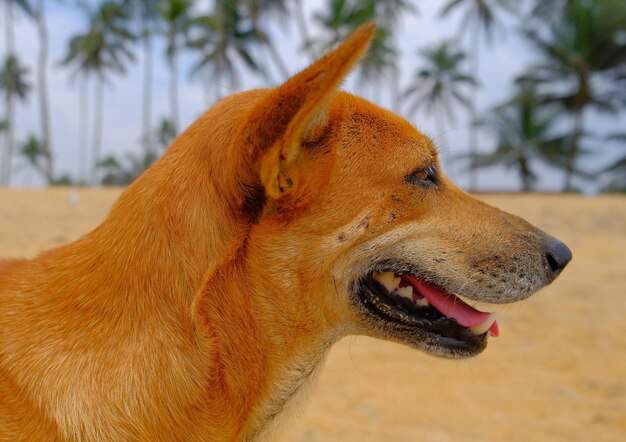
[241,22,376,202]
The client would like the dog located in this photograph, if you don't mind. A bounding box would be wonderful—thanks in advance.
[0,23,571,441]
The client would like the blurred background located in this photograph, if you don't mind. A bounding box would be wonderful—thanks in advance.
[0,2,625,441]
[0,0,624,191]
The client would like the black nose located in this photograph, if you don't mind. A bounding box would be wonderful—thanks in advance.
[545,235,572,275]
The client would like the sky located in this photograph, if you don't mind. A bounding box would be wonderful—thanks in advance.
[4,0,624,192]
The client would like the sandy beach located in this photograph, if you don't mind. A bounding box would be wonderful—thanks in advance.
[1,189,624,441]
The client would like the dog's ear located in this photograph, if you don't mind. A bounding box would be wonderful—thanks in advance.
[240,22,376,204]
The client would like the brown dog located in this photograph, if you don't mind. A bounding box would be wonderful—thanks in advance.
[0,24,571,441]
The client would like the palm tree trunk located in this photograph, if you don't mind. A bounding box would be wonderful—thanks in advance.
[467,27,481,192]
[36,0,53,184]
[141,16,153,156]
[168,39,179,133]
[203,69,213,108]
[79,77,89,185]
[26,162,33,186]
[91,77,104,186]
[563,109,583,192]
[1,93,14,186]
[1,0,16,186]
[519,154,532,192]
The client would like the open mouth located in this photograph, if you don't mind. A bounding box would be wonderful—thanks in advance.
[356,270,499,353]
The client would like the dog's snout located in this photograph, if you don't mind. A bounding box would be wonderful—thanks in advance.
[544,235,572,276]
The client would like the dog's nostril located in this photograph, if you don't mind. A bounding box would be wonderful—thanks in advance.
[545,236,572,274]
[546,252,560,273]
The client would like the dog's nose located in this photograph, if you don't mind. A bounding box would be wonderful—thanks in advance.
[544,235,572,275]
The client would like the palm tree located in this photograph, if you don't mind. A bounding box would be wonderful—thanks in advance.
[2,0,57,185]
[522,0,626,191]
[61,1,135,185]
[377,0,419,26]
[312,0,375,52]
[1,0,33,186]
[240,0,313,59]
[470,82,566,191]
[312,0,416,108]
[440,0,516,42]
[18,135,49,185]
[3,0,34,66]
[357,27,398,104]
[0,55,31,185]
[77,76,89,185]
[157,0,193,132]
[33,0,60,184]
[0,119,8,183]
[404,42,476,164]
[142,116,176,160]
[97,154,140,185]
[439,0,517,190]
[97,150,159,185]
[3,0,33,48]
[375,0,419,110]
[292,0,311,54]
[188,1,264,103]
[98,117,175,186]
[242,0,291,79]
[124,0,160,155]
[152,117,176,151]
[0,0,54,182]
[312,0,379,97]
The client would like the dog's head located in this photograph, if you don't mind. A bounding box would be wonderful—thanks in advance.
[194,23,571,359]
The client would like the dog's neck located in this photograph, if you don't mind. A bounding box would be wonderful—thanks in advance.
[54,140,334,439]
[72,107,253,311]
[26,112,260,438]
[195,249,337,439]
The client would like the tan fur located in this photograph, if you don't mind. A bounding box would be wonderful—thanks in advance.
[0,24,568,440]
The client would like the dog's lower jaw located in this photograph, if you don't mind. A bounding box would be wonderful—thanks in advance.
[352,275,490,359]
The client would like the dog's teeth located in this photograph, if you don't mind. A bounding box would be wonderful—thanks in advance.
[396,286,413,300]
[372,271,387,284]
[414,297,429,307]
[373,271,401,293]
[469,313,497,336]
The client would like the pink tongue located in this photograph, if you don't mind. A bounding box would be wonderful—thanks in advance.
[403,276,499,337]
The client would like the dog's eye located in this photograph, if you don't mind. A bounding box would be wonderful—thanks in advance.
[405,164,437,188]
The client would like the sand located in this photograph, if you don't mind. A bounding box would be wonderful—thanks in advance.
[1,189,625,441]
